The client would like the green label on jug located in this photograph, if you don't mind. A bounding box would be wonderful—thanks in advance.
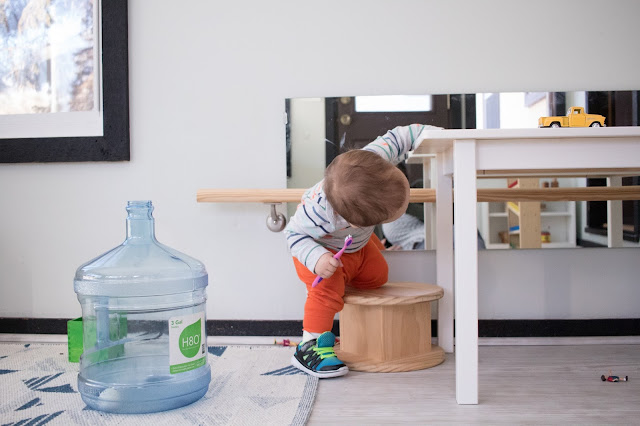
[179,319,202,358]
[169,312,206,374]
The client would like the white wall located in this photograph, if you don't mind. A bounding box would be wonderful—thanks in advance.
[1,0,639,322]
[388,248,640,319]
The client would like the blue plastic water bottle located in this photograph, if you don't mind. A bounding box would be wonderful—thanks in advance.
[74,201,211,413]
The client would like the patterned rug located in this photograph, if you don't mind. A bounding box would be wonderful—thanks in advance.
[0,343,317,425]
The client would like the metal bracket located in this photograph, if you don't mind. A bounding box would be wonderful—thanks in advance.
[266,203,287,232]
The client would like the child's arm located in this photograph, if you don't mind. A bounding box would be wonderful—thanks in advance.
[284,182,333,274]
[362,124,440,165]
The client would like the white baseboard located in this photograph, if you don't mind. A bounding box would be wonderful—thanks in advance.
[478,336,640,346]
[2,334,639,346]
[0,334,68,343]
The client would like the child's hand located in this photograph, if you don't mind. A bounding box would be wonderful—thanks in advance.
[314,253,343,279]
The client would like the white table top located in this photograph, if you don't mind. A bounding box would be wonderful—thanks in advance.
[408,127,640,177]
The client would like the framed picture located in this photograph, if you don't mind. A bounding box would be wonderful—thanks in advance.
[0,0,129,163]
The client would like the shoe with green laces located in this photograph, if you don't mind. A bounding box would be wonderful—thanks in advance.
[291,331,349,378]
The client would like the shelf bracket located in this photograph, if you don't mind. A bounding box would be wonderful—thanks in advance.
[266,203,287,232]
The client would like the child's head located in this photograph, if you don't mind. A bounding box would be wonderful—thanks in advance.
[324,150,410,227]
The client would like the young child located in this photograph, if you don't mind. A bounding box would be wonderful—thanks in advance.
[285,123,436,378]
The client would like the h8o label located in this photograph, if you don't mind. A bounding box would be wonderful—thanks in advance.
[169,312,206,374]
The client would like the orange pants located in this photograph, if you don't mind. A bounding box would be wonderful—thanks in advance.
[293,234,388,333]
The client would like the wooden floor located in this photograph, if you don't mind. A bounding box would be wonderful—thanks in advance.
[308,344,639,424]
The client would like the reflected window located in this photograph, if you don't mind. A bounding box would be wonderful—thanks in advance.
[355,95,432,112]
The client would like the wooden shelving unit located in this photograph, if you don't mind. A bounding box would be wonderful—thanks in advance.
[482,179,577,249]
[506,178,541,248]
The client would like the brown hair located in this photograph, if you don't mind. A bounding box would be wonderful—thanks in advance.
[324,150,408,227]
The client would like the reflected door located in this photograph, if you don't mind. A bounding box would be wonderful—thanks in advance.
[326,95,450,184]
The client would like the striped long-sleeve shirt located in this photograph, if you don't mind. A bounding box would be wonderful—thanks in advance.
[285,124,436,273]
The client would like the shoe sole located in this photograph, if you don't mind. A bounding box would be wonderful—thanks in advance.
[290,355,349,378]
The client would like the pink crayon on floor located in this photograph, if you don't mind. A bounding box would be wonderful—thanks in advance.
[274,339,299,347]
[274,337,340,347]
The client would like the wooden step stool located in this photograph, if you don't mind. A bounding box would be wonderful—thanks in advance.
[334,282,445,373]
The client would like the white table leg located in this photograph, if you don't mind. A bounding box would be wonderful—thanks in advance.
[423,157,437,250]
[607,176,623,247]
[453,139,478,405]
[436,151,453,354]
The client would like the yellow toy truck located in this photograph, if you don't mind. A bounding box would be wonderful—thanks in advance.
[538,106,606,128]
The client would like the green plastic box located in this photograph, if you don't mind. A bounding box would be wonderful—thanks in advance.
[67,317,83,363]
[67,315,128,363]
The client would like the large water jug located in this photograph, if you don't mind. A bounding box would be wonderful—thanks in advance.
[74,200,210,413]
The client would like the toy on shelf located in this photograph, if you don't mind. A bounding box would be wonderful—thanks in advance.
[601,371,629,382]
[538,106,606,128]
[541,231,551,243]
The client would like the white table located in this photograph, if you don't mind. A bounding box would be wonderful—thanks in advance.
[409,127,640,404]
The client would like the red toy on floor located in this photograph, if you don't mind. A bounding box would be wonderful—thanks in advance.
[601,370,629,382]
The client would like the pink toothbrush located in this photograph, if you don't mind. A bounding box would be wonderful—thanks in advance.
[312,235,353,288]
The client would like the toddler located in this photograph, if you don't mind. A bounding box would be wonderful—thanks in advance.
[285,123,435,378]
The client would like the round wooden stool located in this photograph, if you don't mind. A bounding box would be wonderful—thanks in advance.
[334,282,445,373]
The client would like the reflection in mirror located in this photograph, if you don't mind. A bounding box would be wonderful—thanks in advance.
[286,91,640,250]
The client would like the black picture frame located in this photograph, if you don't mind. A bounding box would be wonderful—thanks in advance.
[0,0,130,163]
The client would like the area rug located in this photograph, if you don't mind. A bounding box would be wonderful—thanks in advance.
[0,343,317,425]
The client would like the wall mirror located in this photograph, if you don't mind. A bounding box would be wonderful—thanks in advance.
[286,91,640,250]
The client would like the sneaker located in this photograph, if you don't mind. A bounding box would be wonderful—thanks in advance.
[291,331,349,378]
